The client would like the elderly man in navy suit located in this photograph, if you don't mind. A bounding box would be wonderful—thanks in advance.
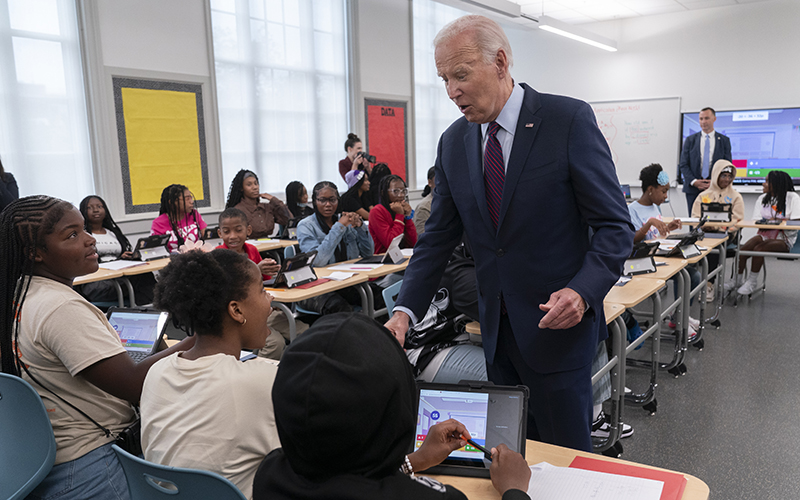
[679,107,733,211]
[384,15,633,452]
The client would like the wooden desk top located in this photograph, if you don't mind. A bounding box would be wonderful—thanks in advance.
[252,239,296,252]
[465,321,481,335]
[686,235,729,264]
[644,257,688,280]
[603,302,625,324]
[604,278,665,308]
[122,257,172,276]
[735,219,799,230]
[428,439,709,500]
[321,256,411,279]
[73,268,124,285]
[264,267,370,303]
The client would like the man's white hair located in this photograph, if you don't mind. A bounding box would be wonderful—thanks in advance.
[433,15,513,69]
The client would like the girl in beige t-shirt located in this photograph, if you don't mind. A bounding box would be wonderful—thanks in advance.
[0,196,194,499]
[141,249,281,499]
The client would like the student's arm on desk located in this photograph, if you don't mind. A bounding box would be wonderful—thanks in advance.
[78,336,195,403]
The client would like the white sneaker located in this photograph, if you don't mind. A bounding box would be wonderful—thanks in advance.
[724,274,744,294]
[737,274,760,295]
[687,323,698,342]
[688,316,700,330]
[706,282,715,302]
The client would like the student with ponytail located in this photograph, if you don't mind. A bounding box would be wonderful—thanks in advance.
[0,196,193,500]
[151,183,207,252]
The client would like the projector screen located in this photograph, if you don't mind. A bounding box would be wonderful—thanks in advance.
[681,107,800,185]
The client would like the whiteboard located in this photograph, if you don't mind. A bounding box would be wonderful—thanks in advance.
[590,97,681,186]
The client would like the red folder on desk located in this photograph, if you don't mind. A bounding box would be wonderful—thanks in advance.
[569,456,687,500]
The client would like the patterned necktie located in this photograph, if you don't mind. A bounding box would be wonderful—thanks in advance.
[701,134,711,179]
[484,121,504,229]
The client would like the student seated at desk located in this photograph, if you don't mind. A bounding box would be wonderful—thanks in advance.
[226,169,291,239]
[735,170,800,295]
[151,183,207,253]
[252,313,532,500]
[628,164,701,338]
[405,241,486,383]
[285,180,314,220]
[78,195,156,304]
[370,174,418,253]
[296,181,375,314]
[690,160,744,299]
[216,207,294,359]
[415,166,436,236]
[341,169,373,220]
[0,196,194,500]
[141,249,281,500]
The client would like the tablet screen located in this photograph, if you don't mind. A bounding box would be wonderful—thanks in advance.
[415,385,526,471]
[416,389,489,462]
[108,311,167,354]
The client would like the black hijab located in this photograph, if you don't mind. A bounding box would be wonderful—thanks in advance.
[253,313,465,500]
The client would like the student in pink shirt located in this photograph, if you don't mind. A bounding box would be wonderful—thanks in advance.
[150,184,207,252]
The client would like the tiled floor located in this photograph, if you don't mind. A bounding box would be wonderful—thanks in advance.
[620,258,800,499]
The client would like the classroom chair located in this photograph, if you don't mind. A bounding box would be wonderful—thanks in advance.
[381,279,403,312]
[111,445,247,500]
[0,373,57,500]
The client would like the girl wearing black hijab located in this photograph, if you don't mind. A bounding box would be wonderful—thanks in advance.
[253,313,531,500]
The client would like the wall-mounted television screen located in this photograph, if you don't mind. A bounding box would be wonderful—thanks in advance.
[681,107,800,185]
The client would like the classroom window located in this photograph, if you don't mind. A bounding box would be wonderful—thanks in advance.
[0,0,94,201]
[411,0,466,190]
[210,0,349,194]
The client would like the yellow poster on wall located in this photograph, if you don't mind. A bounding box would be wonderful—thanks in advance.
[121,87,205,206]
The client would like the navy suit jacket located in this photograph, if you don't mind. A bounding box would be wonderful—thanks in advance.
[679,131,732,194]
[396,83,634,374]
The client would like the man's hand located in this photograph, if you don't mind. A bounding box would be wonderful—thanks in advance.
[693,179,711,190]
[407,419,468,472]
[489,444,531,495]
[384,311,410,346]
[538,287,586,330]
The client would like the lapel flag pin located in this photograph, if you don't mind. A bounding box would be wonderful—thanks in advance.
[525,123,534,128]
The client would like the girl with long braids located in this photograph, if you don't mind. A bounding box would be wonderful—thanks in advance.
[226,169,290,239]
[285,180,314,219]
[79,195,156,304]
[151,183,207,252]
[0,196,193,499]
[295,181,374,314]
[735,170,800,295]
[369,174,417,253]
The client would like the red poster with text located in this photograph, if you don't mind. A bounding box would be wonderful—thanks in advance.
[367,104,406,181]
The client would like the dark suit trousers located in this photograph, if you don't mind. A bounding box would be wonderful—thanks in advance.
[686,192,700,215]
[486,314,593,452]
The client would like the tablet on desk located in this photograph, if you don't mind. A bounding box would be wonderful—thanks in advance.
[413,382,528,478]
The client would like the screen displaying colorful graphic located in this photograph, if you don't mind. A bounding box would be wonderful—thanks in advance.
[416,389,488,459]
[108,311,165,353]
[682,108,800,185]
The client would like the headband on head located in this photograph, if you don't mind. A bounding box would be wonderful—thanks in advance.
[657,171,670,186]
[243,171,257,180]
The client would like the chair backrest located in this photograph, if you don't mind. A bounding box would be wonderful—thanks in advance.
[381,279,403,312]
[284,244,296,259]
[0,372,56,500]
[112,445,247,500]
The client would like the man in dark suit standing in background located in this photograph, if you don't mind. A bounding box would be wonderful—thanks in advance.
[384,14,633,452]
[679,107,732,211]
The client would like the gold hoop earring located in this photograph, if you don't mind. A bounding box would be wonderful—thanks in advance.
[240,318,247,326]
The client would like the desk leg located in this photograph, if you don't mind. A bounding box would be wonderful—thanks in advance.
[120,277,136,307]
[358,283,372,317]
[273,302,297,342]
[690,257,708,349]
[592,317,625,452]
[624,292,660,414]
[658,271,685,373]
[707,245,725,324]
[112,279,125,308]
[733,232,742,306]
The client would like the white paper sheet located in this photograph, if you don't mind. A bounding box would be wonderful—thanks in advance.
[526,462,663,500]
[328,263,384,271]
[326,272,356,281]
[98,260,148,270]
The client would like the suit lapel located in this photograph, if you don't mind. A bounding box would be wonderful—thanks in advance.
[465,123,495,233]
[497,85,541,230]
